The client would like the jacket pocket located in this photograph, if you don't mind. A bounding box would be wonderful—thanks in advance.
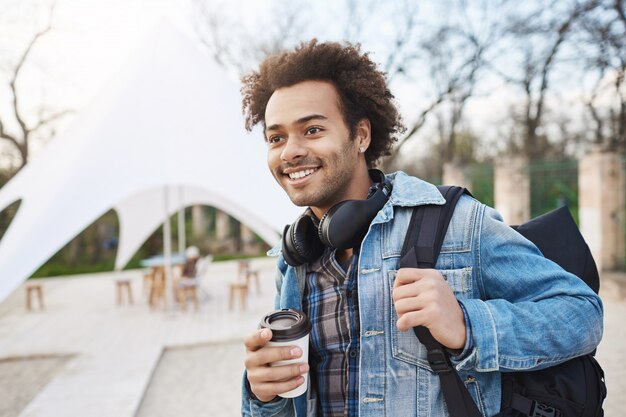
[464,376,487,417]
[388,267,473,370]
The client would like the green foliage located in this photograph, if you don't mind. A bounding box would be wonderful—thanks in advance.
[30,262,114,278]
[21,206,267,278]
[0,200,21,242]
[31,210,119,278]
[452,131,478,165]
[529,160,579,223]
[212,253,265,262]
[0,161,587,278]
[469,164,494,208]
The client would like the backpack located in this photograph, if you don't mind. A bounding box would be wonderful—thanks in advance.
[399,186,607,417]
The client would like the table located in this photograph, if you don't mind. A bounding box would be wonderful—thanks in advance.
[140,254,186,310]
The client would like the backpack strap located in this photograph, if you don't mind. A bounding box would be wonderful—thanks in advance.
[401,186,466,268]
[400,185,482,417]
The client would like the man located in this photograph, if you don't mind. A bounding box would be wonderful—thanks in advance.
[239,40,603,417]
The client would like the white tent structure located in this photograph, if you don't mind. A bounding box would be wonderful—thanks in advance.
[0,22,300,303]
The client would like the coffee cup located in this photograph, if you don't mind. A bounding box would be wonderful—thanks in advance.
[260,309,311,398]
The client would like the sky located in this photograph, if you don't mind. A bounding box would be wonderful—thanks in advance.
[0,0,325,167]
[0,0,603,169]
[0,0,196,164]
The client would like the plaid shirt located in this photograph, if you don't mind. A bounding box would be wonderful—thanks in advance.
[303,248,360,417]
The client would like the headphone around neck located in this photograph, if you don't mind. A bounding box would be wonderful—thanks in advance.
[281,169,392,266]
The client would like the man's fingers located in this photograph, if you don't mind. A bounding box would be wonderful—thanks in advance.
[244,328,273,352]
[244,345,303,369]
[252,376,306,401]
[248,362,309,384]
[396,310,425,332]
[393,296,425,316]
[394,268,425,287]
[392,282,418,302]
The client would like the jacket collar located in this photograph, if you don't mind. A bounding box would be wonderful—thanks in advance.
[386,171,446,207]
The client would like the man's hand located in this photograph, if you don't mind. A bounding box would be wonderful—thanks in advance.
[244,328,309,402]
[392,268,466,350]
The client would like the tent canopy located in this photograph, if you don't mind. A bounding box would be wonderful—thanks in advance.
[0,21,300,302]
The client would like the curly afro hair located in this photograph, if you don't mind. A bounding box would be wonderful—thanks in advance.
[241,39,405,167]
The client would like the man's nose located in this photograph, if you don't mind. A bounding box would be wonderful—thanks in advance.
[280,136,307,162]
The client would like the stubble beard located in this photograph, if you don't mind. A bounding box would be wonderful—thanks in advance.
[284,143,357,210]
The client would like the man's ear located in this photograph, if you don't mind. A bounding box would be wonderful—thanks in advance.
[355,118,371,152]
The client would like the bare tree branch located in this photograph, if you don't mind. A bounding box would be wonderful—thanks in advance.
[586,74,607,144]
[570,0,626,151]
[383,1,419,81]
[30,109,74,133]
[8,22,51,145]
[494,0,601,160]
[0,120,20,148]
[393,33,487,157]
[0,1,62,172]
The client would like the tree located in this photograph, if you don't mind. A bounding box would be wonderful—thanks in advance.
[0,1,72,175]
[192,0,314,76]
[388,0,499,165]
[192,0,495,172]
[578,0,626,152]
[491,0,602,160]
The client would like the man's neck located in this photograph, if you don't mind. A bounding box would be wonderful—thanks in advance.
[310,167,372,220]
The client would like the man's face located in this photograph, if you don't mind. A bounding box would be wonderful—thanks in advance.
[264,80,366,215]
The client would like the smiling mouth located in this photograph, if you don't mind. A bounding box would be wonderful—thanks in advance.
[286,168,318,180]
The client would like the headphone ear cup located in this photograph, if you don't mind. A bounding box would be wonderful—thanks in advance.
[318,201,349,248]
[281,215,325,266]
[318,174,391,250]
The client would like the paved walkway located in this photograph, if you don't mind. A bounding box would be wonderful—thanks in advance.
[0,260,624,417]
[594,272,626,417]
[0,258,278,417]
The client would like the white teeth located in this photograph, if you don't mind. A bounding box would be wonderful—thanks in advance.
[288,169,315,179]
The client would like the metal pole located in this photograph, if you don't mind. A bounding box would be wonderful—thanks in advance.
[163,186,173,312]
[178,186,186,255]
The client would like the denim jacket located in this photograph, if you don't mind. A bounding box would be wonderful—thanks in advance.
[241,171,603,417]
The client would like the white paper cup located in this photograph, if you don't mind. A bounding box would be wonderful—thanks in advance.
[260,309,311,398]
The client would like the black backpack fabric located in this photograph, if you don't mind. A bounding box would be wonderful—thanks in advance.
[399,186,606,417]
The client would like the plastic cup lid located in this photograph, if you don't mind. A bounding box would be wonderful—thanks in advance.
[260,309,311,342]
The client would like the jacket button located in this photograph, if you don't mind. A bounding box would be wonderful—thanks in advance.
[349,350,357,358]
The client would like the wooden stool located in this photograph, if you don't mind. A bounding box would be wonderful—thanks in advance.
[25,283,44,311]
[116,279,133,305]
[229,282,248,311]
[177,279,199,312]
[148,267,166,310]
[239,260,261,295]
[142,271,153,295]
[245,270,261,295]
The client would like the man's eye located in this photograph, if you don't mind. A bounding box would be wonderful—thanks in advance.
[306,127,322,135]
[267,136,283,144]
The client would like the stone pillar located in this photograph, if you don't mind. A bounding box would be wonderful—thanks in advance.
[494,156,530,225]
[442,162,471,190]
[215,210,230,241]
[191,205,208,239]
[579,150,626,271]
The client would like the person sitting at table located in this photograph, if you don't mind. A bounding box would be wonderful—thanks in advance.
[182,246,201,278]
[175,246,203,310]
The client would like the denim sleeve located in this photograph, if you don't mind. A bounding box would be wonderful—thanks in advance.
[449,302,473,365]
[456,204,603,372]
[241,372,293,416]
